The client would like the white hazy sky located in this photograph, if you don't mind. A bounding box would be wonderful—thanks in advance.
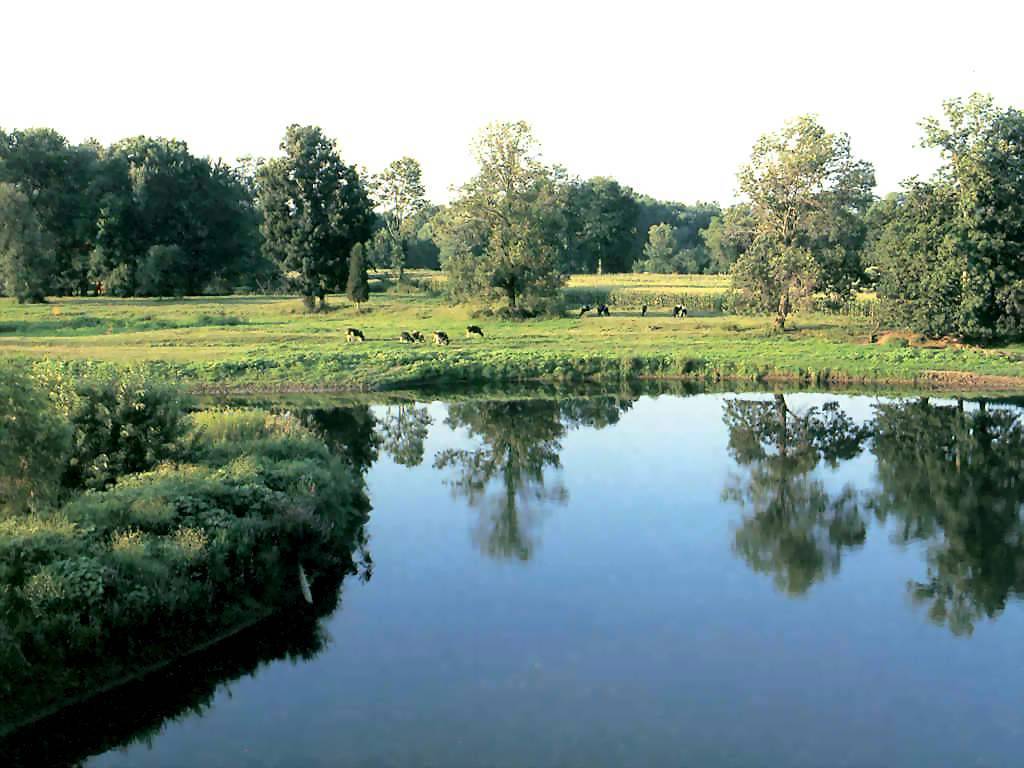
[5,0,1022,204]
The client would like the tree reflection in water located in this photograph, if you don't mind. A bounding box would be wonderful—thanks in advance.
[871,398,1024,635]
[722,395,871,595]
[435,396,633,560]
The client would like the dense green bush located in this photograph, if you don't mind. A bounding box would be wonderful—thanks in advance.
[0,362,72,514]
[34,366,192,490]
[0,403,369,725]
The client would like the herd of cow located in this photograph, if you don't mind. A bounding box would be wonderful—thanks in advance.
[345,325,484,345]
[344,304,688,345]
[579,303,688,318]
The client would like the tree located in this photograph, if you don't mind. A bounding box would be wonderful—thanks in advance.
[702,203,755,273]
[0,183,55,302]
[0,129,103,295]
[732,116,875,329]
[563,177,639,273]
[634,222,684,273]
[92,137,259,297]
[371,157,427,281]
[257,125,375,311]
[874,94,1024,340]
[0,362,71,515]
[346,242,369,310]
[722,396,871,594]
[434,121,567,309]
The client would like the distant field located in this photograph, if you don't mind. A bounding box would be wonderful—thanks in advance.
[2,275,1022,392]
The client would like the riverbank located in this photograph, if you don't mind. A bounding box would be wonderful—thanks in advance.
[2,288,1023,394]
[0,371,371,734]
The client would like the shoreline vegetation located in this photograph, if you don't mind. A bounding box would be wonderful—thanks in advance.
[0,365,372,736]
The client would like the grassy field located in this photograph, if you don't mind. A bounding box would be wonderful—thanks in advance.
[2,274,1023,393]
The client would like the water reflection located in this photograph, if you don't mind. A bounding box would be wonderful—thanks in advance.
[433,396,634,560]
[379,404,432,467]
[721,395,871,595]
[871,398,1024,635]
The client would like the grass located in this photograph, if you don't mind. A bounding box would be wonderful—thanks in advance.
[2,274,1023,393]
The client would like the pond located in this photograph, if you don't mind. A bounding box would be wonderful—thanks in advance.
[6,390,1024,767]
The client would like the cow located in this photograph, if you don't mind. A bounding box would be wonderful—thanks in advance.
[433,330,450,346]
[641,304,648,317]
[466,325,485,338]
[672,305,688,318]
[597,304,610,317]
[399,331,415,343]
[411,331,426,343]
[578,304,592,318]
[346,327,365,342]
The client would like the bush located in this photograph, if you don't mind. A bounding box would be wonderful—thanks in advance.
[35,367,192,491]
[0,404,370,723]
[0,362,72,515]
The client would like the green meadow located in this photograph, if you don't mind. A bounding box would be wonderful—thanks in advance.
[2,274,1023,393]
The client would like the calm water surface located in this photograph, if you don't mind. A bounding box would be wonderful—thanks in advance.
[22,392,1024,766]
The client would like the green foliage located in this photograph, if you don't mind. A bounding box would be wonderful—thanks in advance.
[563,177,639,273]
[370,157,427,280]
[0,183,55,303]
[436,122,567,309]
[346,242,370,306]
[135,245,190,297]
[875,94,1024,341]
[0,129,102,295]
[257,125,375,309]
[0,363,72,514]
[633,222,709,274]
[0,400,369,722]
[732,115,875,328]
[35,367,192,490]
[702,204,755,273]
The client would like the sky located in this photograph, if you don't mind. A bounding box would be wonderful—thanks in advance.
[5,0,1023,205]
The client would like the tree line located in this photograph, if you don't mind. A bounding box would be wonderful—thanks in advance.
[0,124,729,307]
[2,92,1023,340]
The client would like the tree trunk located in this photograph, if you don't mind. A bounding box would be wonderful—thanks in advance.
[507,284,517,308]
[317,293,327,312]
[302,294,316,312]
[775,291,790,331]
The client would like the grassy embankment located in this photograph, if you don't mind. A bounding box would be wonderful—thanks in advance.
[2,271,1023,392]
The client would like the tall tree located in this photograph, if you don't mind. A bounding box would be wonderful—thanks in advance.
[0,129,102,295]
[434,121,566,309]
[875,94,1024,340]
[371,157,427,281]
[0,183,55,302]
[346,242,369,310]
[732,116,875,329]
[257,125,375,311]
[702,203,755,273]
[563,177,638,273]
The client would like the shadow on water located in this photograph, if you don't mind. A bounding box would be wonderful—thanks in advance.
[3,609,333,768]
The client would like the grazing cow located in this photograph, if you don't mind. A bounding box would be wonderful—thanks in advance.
[641,304,648,317]
[672,304,688,318]
[466,325,485,338]
[411,330,426,343]
[597,304,610,317]
[433,330,450,346]
[400,331,415,343]
[346,327,365,342]
[578,304,592,318]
